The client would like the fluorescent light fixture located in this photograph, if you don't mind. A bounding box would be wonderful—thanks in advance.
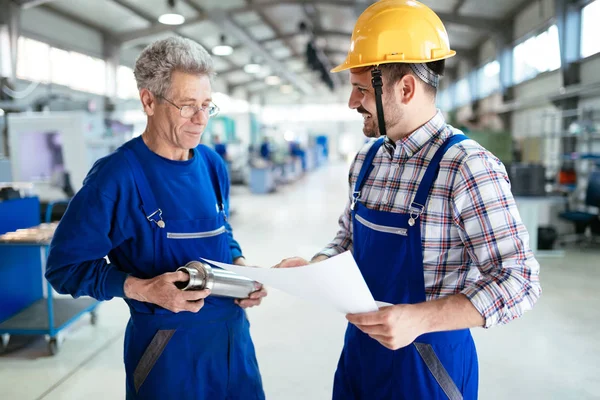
[280,84,294,94]
[244,63,262,74]
[212,45,233,56]
[483,60,500,77]
[158,13,185,25]
[265,75,281,85]
[284,130,295,142]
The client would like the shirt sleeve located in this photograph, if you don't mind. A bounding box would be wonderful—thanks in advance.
[314,158,357,259]
[45,183,129,301]
[451,151,542,328]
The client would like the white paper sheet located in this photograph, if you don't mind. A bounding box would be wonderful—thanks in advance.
[202,251,379,314]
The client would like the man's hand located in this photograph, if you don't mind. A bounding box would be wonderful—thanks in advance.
[235,286,268,309]
[273,254,328,268]
[124,272,210,313]
[233,256,268,309]
[346,304,425,350]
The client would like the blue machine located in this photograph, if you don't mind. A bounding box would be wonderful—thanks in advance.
[249,166,275,194]
[0,198,100,355]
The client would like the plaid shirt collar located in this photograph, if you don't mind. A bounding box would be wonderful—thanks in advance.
[382,110,447,159]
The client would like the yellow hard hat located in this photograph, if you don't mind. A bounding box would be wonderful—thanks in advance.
[331,0,456,73]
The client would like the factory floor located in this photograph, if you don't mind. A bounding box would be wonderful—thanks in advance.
[1,160,599,400]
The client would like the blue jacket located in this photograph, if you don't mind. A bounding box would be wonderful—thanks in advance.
[45,136,243,301]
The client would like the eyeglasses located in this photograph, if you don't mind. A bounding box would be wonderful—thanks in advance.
[159,96,220,118]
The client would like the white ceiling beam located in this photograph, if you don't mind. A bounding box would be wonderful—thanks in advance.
[16,0,56,9]
[230,0,505,33]
[208,9,313,95]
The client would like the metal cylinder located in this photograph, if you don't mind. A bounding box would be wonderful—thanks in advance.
[176,261,262,299]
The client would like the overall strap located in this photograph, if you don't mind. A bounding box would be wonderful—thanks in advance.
[202,148,226,219]
[352,138,385,209]
[409,134,469,219]
[123,148,165,228]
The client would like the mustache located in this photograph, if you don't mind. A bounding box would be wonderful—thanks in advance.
[357,107,370,115]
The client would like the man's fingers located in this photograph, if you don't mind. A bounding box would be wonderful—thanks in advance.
[273,257,308,268]
[249,289,268,299]
[164,271,189,283]
[369,334,394,350]
[237,299,261,308]
[180,299,204,313]
[181,289,210,301]
[346,310,387,326]
[354,324,390,336]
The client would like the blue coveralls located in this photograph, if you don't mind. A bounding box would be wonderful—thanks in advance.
[121,148,264,400]
[333,135,479,400]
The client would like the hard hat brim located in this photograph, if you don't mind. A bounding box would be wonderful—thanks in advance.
[330,50,457,73]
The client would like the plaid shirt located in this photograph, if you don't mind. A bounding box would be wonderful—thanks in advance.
[317,111,541,328]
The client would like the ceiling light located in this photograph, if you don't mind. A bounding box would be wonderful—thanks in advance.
[265,75,281,85]
[244,63,262,74]
[158,0,185,25]
[280,84,294,94]
[158,13,185,25]
[212,45,233,56]
[212,34,233,56]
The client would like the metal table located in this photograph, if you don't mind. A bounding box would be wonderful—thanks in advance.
[0,202,100,355]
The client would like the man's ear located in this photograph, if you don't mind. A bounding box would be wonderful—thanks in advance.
[395,74,417,105]
[140,89,156,116]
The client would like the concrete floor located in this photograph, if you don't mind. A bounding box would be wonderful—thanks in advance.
[1,161,599,400]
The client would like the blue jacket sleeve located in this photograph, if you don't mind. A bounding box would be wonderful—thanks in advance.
[225,219,243,260]
[45,182,129,301]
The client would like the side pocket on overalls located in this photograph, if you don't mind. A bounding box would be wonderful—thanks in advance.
[413,342,463,400]
[134,329,176,393]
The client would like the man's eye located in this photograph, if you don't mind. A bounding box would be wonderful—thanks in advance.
[358,88,366,94]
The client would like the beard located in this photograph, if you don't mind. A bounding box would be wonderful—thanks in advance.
[358,100,402,138]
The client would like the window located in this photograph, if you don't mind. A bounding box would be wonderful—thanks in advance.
[478,60,500,98]
[17,37,106,95]
[67,52,106,95]
[513,25,561,84]
[455,78,471,107]
[0,28,12,77]
[50,47,72,87]
[581,0,600,58]
[87,58,106,95]
[117,66,139,100]
[17,37,50,83]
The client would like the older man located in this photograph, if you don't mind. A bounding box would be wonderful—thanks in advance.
[45,37,266,400]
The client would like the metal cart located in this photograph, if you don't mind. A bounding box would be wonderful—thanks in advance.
[0,201,100,355]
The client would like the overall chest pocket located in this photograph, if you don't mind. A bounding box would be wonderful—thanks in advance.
[355,214,408,236]
[155,218,231,275]
[352,212,414,303]
[166,226,226,239]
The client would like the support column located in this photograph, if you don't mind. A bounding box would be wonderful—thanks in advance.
[0,0,21,86]
[494,25,514,131]
[103,35,120,109]
[554,0,582,180]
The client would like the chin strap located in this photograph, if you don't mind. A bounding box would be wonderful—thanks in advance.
[371,67,387,138]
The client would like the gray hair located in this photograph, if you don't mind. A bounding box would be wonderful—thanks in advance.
[134,36,215,99]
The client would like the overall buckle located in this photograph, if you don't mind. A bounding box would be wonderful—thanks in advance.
[147,209,165,228]
[351,191,361,211]
[408,202,424,227]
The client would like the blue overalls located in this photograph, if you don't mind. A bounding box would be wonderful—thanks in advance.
[333,135,479,400]
[122,149,264,400]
